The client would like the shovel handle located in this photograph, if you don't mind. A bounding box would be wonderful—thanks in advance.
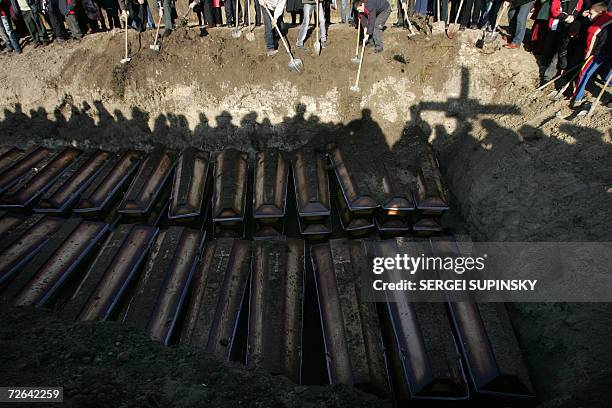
[124,14,129,60]
[588,71,612,116]
[454,0,464,25]
[355,18,361,56]
[493,2,508,32]
[316,0,319,42]
[153,13,162,45]
[235,0,240,28]
[353,35,367,90]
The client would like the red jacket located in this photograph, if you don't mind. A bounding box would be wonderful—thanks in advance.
[585,12,612,58]
[549,0,584,28]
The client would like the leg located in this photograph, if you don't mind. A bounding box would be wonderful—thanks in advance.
[262,7,275,50]
[373,6,391,50]
[203,0,215,26]
[296,4,312,46]
[111,8,122,28]
[225,0,234,25]
[556,29,571,71]
[507,7,517,38]
[440,0,448,22]
[573,57,604,102]
[66,14,84,39]
[318,2,326,42]
[162,0,174,29]
[1,16,21,51]
[487,0,502,29]
[510,1,533,46]
[396,0,404,25]
[470,0,481,26]
[254,0,261,25]
[460,0,473,26]
[341,0,347,23]
[48,0,70,40]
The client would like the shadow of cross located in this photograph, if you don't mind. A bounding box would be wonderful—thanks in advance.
[417,67,522,119]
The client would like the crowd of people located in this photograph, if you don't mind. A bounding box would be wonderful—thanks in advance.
[0,0,610,102]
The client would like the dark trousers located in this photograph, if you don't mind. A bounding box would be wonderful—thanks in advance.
[198,0,214,25]
[262,7,282,50]
[225,0,242,25]
[397,0,405,24]
[23,10,49,43]
[65,14,83,38]
[101,7,121,29]
[372,5,391,49]
[486,0,503,28]
[46,0,70,40]
[460,0,482,26]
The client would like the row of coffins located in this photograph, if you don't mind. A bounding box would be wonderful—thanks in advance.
[0,144,449,239]
[0,219,533,404]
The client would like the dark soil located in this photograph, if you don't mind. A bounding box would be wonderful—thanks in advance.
[0,304,391,408]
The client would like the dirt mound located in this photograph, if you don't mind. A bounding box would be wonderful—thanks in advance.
[0,305,390,408]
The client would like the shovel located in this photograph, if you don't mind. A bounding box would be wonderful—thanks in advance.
[531,63,582,97]
[232,0,242,38]
[264,7,303,72]
[350,34,367,92]
[178,8,192,27]
[351,18,361,64]
[120,14,131,64]
[431,0,446,35]
[313,0,321,55]
[246,0,255,41]
[549,69,581,100]
[150,13,163,51]
[483,1,508,44]
[577,71,611,117]
[447,0,464,39]
[402,2,417,36]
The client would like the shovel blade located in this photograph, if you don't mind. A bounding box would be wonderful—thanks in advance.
[314,42,321,56]
[351,56,360,64]
[288,58,303,73]
[484,31,498,43]
[350,85,360,93]
[149,45,160,51]
[120,58,131,64]
[232,29,242,38]
[432,22,445,35]
[447,24,459,39]
[246,32,255,42]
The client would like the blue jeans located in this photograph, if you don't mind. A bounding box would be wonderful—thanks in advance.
[225,0,241,25]
[262,8,283,50]
[340,0,352,23]
[297,3,326,45]
[0,15,21,52]
[508,1,533,46]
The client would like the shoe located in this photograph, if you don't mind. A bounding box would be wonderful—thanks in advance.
[206,24,215,29]
[374,47,383,53]
[503,43,519,49]
[459,25,466,31]
[32,43,40,49]
[267,49,278,56]
[393,22,402,27]
[321,40,327,49]
[296,44,308,52]
[163,29,172,38]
